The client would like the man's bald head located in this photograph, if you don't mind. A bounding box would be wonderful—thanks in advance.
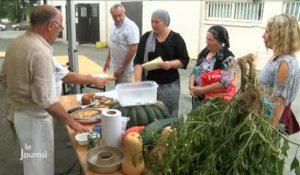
[30,5,59,26]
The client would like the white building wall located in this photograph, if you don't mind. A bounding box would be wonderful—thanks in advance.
[141,1,201,59]
[48,0,297,69]
[201,1,285,70]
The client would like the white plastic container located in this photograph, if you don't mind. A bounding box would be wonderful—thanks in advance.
[116,81,158,107]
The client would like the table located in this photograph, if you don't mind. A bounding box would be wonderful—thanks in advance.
[54,55,115,80]
[59,95,124,175]
[55,55,115,94]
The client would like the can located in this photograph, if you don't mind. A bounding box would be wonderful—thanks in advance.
[88,132,98,150]
[93,125,102,137]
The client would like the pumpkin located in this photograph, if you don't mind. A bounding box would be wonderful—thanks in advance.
[122,132,145,175]
[148,126,174,162]
[122,126,145,146]
[109,101,171,129]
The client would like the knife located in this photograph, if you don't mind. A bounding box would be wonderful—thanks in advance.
[67,101,97,113]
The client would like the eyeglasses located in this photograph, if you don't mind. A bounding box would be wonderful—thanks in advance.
[52,20,64,31]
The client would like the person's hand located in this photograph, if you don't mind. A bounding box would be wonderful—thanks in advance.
[161,61,172,70]
[190,86,203,97]
[189,86,196,97]
[67,119,90,133]
[114,66,124,78]
[93,77,108,88]
[103,61,110,72]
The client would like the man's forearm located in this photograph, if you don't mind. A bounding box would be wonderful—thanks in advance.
[46,102,72,123]
[121,44,138,68]
[105,50,111,64]
[62,72,93,85]
[46,101,89,132]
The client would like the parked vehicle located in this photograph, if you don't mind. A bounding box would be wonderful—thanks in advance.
[12,21,30,30]
[0,23,6,31]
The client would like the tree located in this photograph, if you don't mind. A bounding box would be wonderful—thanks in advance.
[0,0,41,23]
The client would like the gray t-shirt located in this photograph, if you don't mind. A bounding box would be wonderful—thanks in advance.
[259,55,300,105]
[109,17,139,75]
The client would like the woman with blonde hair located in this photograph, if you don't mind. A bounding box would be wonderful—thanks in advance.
[260,14,300,134]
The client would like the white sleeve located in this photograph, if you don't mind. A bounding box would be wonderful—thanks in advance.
[127,22,140,45]
[52,57,69,82]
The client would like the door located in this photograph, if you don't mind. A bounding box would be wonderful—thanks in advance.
[76,4,100,44]
[77,4,90,44]
[121,1,143,37]
[89,4,100,43]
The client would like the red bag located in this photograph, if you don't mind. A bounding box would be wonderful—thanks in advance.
[201,69,237,101]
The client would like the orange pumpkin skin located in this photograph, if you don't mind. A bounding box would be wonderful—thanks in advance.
[122,126,145,146]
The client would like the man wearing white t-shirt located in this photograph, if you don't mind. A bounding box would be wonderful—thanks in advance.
[52,57,107,96]
[103,3,140,84]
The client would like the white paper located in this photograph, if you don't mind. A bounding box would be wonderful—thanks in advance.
[142,57,163,71]
[91,73,110,79]
[101,109,123,148]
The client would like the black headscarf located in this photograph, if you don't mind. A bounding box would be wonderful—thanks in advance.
[197,25,233,70]
[208,25,230,48]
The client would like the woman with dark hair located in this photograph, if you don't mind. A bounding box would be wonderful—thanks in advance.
[134,9,190,118]
[189,25,236,109]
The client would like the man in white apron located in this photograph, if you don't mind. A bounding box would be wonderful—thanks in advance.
[1,5,89,175]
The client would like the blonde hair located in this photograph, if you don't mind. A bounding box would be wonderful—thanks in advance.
[267,14,300,56]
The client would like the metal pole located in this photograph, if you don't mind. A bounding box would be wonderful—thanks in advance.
[66,0,80,94]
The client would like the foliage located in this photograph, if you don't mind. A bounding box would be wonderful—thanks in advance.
[0,0,41,22]
[145,54,300,175]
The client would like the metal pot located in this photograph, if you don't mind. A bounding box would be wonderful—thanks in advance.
[87,146,124,173]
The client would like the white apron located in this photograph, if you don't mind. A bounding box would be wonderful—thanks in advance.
[14,107,54,175]
[12,75,56,175]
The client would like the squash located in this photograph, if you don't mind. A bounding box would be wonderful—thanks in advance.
[122,132,145,175]
[141,117,179,146]
[122,126,145,146]
[109,101,172,129]
[148,126,174,162]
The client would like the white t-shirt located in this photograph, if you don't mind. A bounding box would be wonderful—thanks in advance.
[109,17,140,75]
[52,57,69,97]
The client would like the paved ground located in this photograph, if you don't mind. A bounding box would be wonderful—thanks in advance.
[0,31,299,174]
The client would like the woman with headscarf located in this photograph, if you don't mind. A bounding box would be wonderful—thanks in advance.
[134,9,190,118]
[260,14,300,134]
[189,25,236,109]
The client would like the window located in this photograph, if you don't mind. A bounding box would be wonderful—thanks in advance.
[206,2,264,22]
[284,1,300,21]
